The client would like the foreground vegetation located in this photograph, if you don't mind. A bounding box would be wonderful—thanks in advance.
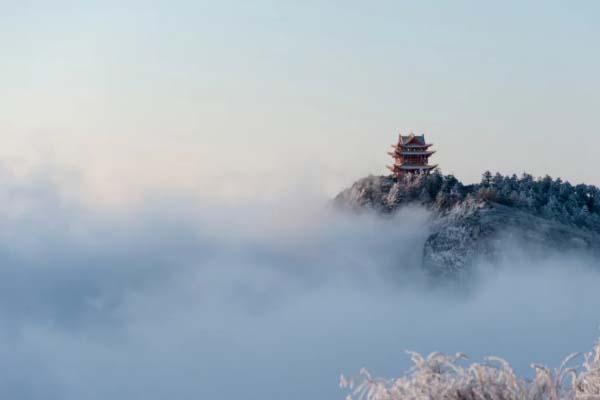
[341,338,600,400]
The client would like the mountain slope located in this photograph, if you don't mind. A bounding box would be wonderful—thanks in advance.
[334,172,600,276]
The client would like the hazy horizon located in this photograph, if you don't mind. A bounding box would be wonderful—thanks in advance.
[3,1,599,205]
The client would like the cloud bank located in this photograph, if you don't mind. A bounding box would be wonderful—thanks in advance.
[0,168,598,400]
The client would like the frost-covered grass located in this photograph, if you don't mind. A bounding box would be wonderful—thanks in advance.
[341,339,600,399]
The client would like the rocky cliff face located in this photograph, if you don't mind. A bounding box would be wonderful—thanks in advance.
[334,173,600,277]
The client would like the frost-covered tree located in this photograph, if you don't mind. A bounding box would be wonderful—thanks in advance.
[381,171,600,231]
[481,171,493,187]
[337,170,600,231]
[341,338,600,400]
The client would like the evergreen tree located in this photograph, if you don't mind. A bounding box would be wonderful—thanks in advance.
[481,171,492,187]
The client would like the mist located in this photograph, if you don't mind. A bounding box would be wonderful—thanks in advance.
[0,169,599,400]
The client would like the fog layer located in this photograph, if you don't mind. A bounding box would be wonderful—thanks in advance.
[0,170,598,400]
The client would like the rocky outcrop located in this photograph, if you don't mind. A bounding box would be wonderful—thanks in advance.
[334,173,600,277]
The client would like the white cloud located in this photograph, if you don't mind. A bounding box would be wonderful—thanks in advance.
[0,169,598,399]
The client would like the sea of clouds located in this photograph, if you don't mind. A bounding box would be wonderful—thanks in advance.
[0,167,599,400]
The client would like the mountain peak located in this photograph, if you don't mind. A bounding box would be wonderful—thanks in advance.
[334,172,600,277]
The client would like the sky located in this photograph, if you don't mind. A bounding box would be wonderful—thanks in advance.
[1,0,599,204]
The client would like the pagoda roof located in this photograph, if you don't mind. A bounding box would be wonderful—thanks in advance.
[386,165,438,173]
[399,133,425,145]
[392,143,433,149]
[389,150,436,156]
[399,132,433,144]
[400,164,437,169]
[390,163,438,170]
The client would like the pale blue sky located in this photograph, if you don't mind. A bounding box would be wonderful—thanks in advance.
[2,0,599,202]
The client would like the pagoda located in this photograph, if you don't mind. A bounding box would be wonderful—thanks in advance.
[387,132,437,179]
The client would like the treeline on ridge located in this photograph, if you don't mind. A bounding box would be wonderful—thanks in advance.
[393,170,600,231]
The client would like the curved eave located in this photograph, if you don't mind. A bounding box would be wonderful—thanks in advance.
[391,164,438,170]
[388,151,435,157]
[391,144,434,148]
[399,144,433,149]
[392,151,436,156]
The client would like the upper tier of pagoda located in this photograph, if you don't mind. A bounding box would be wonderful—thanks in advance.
[386,132,438,179]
